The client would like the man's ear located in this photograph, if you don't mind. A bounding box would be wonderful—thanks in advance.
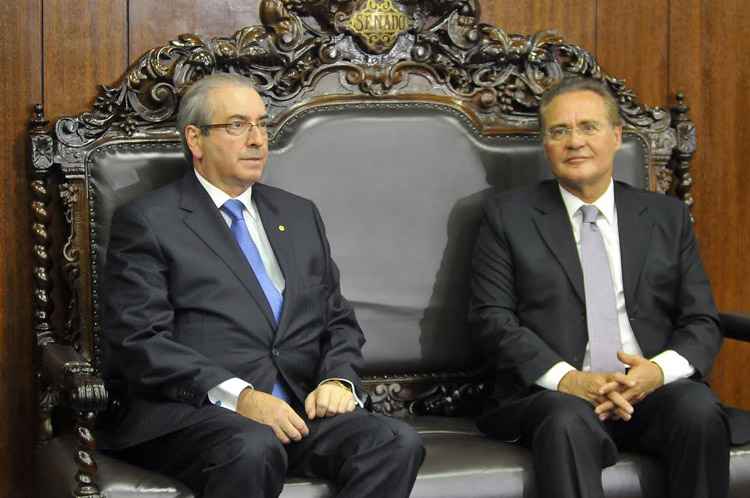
[185,125,204,161]
[613,125,623,149]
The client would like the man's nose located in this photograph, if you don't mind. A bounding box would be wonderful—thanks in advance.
[245,125,265,146]
[565,128,586,148]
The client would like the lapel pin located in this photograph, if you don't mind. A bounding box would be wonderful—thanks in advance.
[278,225,286,232]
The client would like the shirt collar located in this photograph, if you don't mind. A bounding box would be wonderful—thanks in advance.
[194,169,256,220]
[558,179,616,226]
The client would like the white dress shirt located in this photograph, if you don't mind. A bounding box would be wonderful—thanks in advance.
[535,180,695,390]
[194,171,362,410]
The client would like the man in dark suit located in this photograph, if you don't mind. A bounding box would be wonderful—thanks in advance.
[470,78,730,498]
[101,73,424,498]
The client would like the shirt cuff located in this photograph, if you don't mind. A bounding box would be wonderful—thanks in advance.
[320,378,364,408]
[535,361,577,391]
[650,350,695,384]
[207,377,253,412]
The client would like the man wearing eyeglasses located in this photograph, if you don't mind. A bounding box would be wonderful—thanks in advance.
[470,78,732,498]
[100,73,424,498]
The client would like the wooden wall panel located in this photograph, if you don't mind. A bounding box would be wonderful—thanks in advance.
[481,0,595,50]
[596,0,669,107]
[43,0,128,121]
[129,0,262,64]
[0,2,42,497]
[670,0,750,409]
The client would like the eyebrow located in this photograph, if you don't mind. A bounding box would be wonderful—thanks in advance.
[226,114,268,121]
[547,119,601,128]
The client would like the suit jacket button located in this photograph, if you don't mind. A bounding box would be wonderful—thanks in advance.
[272,348,279,357]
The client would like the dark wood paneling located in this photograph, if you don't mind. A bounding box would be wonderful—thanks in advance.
[481,0,596,50]
[0,1,42,497]
[43,0,128,120]
[670,0,750,409]
[596,0,669,107]
[129,0,262,64]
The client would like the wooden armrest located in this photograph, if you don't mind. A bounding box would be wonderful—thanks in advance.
[41,343,109,413]
[720,312,750,343]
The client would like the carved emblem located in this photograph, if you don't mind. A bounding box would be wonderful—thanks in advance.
[346,0,412,54]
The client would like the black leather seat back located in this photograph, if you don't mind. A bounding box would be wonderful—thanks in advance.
[87,105,649,376]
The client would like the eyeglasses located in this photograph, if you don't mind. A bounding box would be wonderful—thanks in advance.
[200,118,268,136]
[544,121,606,141]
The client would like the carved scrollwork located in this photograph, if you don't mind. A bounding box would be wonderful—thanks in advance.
[60,183,82,345]
[370,382,409,416]
[53,0,669,143]
[38,380,60,443]
[365,371,489,417]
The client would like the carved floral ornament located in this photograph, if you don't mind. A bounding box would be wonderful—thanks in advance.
[46,0,669,150]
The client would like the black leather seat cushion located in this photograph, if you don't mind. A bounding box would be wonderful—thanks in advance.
[38,418,750,498]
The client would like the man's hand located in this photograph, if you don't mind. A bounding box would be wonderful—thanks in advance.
[558,370,636,421]
[305,381,357,420]
[237,388,309,444]
[594,352,664,420]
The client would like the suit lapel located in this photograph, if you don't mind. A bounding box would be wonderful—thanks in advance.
[178,173,277,329]
[614,183,652,307]
[252,183,297,332]
[531,182,585,304]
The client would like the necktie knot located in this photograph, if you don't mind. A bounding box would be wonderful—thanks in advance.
[580,205,599,224]
[221,199,246,223]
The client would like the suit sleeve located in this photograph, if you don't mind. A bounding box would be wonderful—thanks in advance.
[665,203,722,377]
[309,203,366,394]
[469,196,566,387]
[102,204,236,407]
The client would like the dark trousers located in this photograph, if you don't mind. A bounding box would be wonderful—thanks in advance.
[487,379,729,498]
[116,406,425,498]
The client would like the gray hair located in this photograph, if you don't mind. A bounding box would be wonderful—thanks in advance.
[176,73,258,163]
[539,77,622,131]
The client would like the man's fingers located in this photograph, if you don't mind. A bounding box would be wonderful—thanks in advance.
[598,380,621,395]
[324,390,341,416]
[614,406,631,421]
[289,410,309,436]
[336,391,353,414]
[279,418,303,442]
[617,350,641,366]
[305,392,317,420]
[606,390,634,416]
[612,371,636,387]
[272,425,291,444]
[595,399,614,415]
[316,387,332,418]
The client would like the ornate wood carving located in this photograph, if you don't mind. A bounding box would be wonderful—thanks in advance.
[29,105,56,349]
[53,0,675,156]
[364,370,490,416]
[60,183,82,346]
[671,93,697,216]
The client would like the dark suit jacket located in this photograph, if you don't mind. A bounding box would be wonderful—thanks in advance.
[99,172,365,449]
[469,180,724,441]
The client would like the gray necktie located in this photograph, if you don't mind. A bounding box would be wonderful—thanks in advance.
[580,205,623,372]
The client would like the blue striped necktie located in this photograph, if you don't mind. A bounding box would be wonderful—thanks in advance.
[221,199,290,401]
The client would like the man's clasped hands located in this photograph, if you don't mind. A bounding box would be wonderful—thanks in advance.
[559,351,665,421]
